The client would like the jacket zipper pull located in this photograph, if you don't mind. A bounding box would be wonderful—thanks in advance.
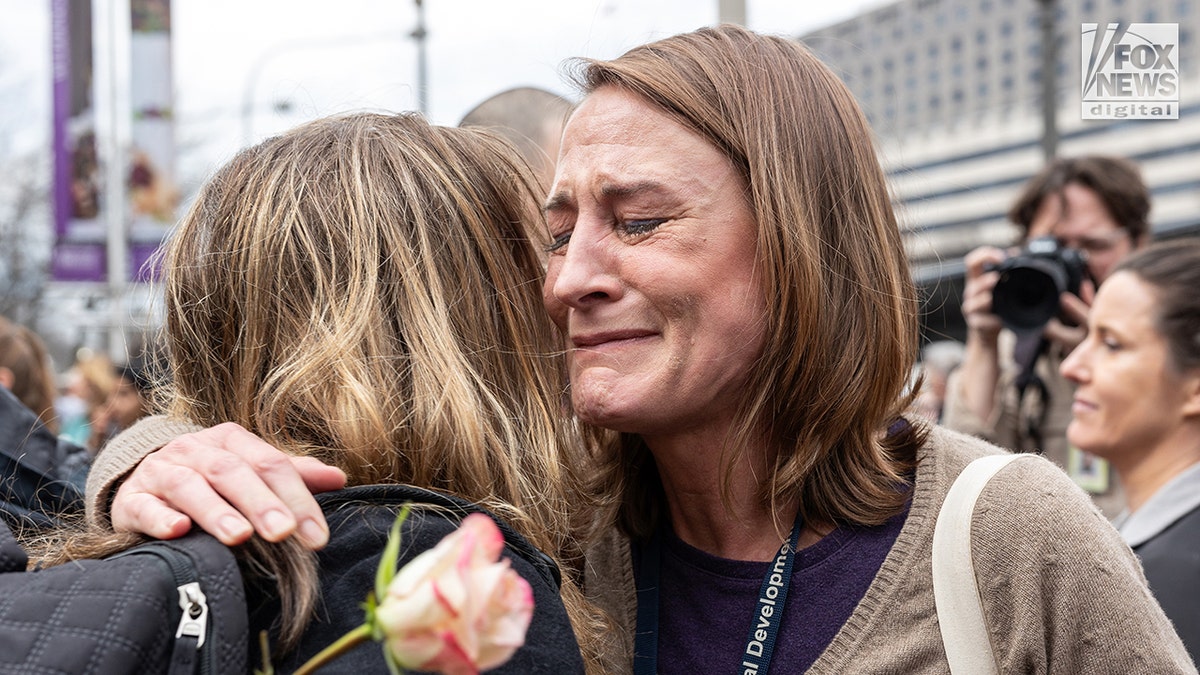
[176,581,209,648]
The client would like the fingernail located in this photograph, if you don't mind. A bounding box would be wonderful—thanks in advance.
[262,510,294,540]
[218,515,251,541]
[299,519,328,548]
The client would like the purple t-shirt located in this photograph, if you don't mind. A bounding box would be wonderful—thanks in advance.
[642,505,908,674]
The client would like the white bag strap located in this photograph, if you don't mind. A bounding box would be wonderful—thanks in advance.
[933,453,1033,675]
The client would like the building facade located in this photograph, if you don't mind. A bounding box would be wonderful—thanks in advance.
[801,0,1200,340]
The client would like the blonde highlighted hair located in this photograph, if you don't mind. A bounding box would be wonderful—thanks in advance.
[40,112,603,667]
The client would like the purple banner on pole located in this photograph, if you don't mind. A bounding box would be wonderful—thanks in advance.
[51,0,71,240]
[130,242,162,283]
[51,0,106,282]
[51,0,177,283]
[51,243,106,281]
[127,0,177,283]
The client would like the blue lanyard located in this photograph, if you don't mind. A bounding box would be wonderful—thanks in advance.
[633,512,804,675]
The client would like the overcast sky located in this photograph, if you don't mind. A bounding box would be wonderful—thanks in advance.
[0,0,892,181]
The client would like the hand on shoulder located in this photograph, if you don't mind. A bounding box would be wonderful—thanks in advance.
[108,422,345,548]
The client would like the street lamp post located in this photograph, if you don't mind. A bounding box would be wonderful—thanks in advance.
[1038,0,1059,161]
[718,0,746,25]
[413,0,428,115]
[98,0,132,362]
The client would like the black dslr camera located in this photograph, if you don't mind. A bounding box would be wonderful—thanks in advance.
[989,236,1088,332]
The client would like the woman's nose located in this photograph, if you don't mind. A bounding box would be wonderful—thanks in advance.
[546,227,623,311]
[1060,342,1090,383]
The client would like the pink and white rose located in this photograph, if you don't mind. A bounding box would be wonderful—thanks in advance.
[374,512,534,675]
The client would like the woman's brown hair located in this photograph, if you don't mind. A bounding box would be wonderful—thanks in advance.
[0,316,60,434]
[569,25,926,539]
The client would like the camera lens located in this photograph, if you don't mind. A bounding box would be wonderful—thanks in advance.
[992,260,1069,332]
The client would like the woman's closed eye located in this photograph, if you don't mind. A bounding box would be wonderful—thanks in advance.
[545,231,572,253]
[1096,329,1123,352]
[620,218,667,237]
[546,218,667,253]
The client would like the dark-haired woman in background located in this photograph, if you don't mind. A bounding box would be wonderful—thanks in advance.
[1061,238,1200,659]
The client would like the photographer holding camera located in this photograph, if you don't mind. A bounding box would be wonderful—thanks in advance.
[943,155,1150,517]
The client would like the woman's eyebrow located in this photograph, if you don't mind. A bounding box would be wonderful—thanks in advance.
[543,192,574,215]
[599,180,669,201]
[544,180,671,214]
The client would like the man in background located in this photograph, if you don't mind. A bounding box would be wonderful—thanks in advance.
[942,155,1151,516]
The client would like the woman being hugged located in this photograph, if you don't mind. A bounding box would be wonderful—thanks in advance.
[45,112,597,672]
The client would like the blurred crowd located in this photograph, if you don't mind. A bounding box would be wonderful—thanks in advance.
[0,319,157,492]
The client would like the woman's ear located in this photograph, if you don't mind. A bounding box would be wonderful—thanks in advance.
[1181,370,1200,418]
[0,367,13,390]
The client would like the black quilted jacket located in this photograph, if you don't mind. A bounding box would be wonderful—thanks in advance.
[0,388,85,531]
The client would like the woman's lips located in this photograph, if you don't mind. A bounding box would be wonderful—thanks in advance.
[570,330,656,348]
[1072,397,1099,415]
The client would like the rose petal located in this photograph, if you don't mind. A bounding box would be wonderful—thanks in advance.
[376,512,532,674]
